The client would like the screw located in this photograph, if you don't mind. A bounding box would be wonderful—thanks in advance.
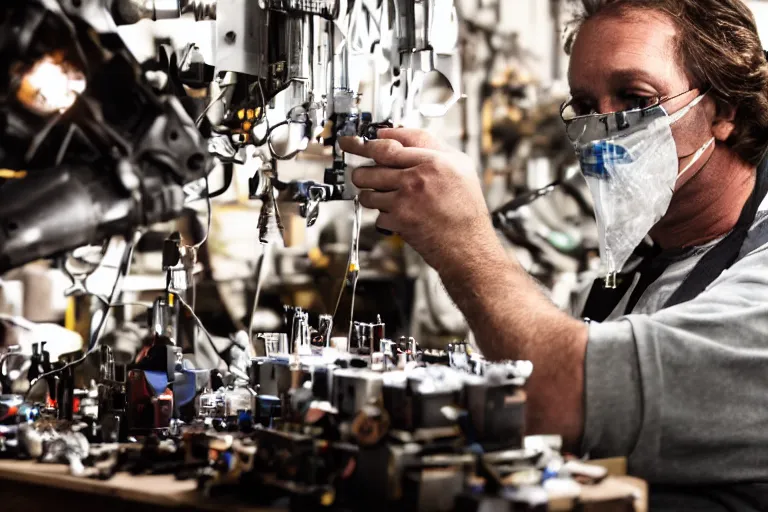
[225,31,237,44]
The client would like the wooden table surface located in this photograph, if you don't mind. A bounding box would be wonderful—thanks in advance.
[0,458,274,511]
[0,458,646,512]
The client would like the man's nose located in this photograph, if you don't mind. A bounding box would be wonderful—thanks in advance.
[596,98,622,115]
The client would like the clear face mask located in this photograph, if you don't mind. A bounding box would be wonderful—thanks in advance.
[562,89,712,287]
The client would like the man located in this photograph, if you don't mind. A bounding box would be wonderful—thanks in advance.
[340,0,768,509]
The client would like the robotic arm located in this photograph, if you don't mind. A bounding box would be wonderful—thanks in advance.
[0,0,462,272]
[0,0,210,273]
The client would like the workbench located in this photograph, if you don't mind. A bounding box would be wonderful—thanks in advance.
[0,458,647,512]
[0,459,275,512]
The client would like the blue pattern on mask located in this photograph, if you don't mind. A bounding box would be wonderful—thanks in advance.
[579,140,633,178]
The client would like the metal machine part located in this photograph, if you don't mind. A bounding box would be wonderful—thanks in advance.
[198,385,257,427]
[332,368,383,419]
[149,297,180,343]
[215,0,269,78]
[0,394,26,455]
[113,0,186,24]
[0,1,210,274]
[382,367,463,432]
[97,345,127,443]
[464,373,526,451]
[249,357,307,398]
[392,0,434,67]
[289,308,312,355]
[116,0,340,23]
[0,346,26,395]
[317,315,333,348]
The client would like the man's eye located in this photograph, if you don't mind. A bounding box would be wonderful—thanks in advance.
[623,94,658,110]
[567,100,595,117]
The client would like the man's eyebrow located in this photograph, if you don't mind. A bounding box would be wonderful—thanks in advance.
[568,87,592,99]
[569,69,663,98]
[607,68,663,88]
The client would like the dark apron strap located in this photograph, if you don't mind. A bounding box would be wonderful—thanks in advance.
[581,244,661,322]
[580,270,637,322]
[664,153,768,308]
[581,150,768,320]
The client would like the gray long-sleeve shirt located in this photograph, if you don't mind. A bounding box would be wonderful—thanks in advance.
[580,200,768,509]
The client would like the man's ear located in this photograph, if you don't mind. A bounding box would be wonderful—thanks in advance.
[713,102,737,141]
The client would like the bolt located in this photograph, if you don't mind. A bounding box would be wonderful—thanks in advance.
[225,31,237,44]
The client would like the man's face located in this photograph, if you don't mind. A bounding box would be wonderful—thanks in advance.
[568,9,718,187]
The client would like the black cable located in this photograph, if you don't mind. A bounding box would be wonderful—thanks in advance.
[248,81,271,147]
[195,84,235,127]
[251,82,309,158]
[205,163,234,198]
[268,134,302,160]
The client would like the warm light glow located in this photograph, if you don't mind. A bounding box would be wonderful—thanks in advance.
[16,55,86,114]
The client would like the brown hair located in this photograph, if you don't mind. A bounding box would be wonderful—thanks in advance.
[565,0,768,165]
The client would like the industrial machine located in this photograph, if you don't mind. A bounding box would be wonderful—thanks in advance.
[0,1,621,510]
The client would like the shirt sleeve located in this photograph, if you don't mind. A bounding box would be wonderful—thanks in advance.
[581,243,768,484]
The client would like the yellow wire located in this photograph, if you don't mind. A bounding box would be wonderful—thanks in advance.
[0,169,27,179]
[64,297,76,331]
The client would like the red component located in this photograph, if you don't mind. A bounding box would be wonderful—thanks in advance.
[135,345,151,363]
[152,388,174,429]
[127,370,173,432]
[0,406,18,422]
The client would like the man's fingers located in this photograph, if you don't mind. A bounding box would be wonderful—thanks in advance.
[338,136,376,156]
[375,212,398,234]
[352,166,402,191]
[359,190,397,213]
[339,137,435,168]
[376,128,452,152]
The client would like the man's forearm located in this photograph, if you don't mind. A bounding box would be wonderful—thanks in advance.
[435,236,589,449]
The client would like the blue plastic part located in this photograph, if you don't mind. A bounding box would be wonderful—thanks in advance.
[143,371,170,396]
[173,370,198,406]
[542,467,559,482]
[579,140,633,178]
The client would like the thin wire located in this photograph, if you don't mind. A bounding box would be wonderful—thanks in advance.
[346,275,360,346]
[194,176,213,251]
[24,112,64,163]
[345,197,362,346]
[106,301,151,309]
[332,199,358,320]
[254,80,270,146]
[55,124,75,167]
[332,239,353,320]
[26,236,139,395]
[91,296,150,309]
[183,176,212,311]
[247,244,271,346]
[195,85,234,127]
[173,292,247,380]
[88,238,139,350]
[267,134,302,160]
[252,80,305,159]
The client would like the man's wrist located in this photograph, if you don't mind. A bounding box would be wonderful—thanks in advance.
[435,227,511,284]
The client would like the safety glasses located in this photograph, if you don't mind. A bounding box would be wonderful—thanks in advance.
[560,88,701,143]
